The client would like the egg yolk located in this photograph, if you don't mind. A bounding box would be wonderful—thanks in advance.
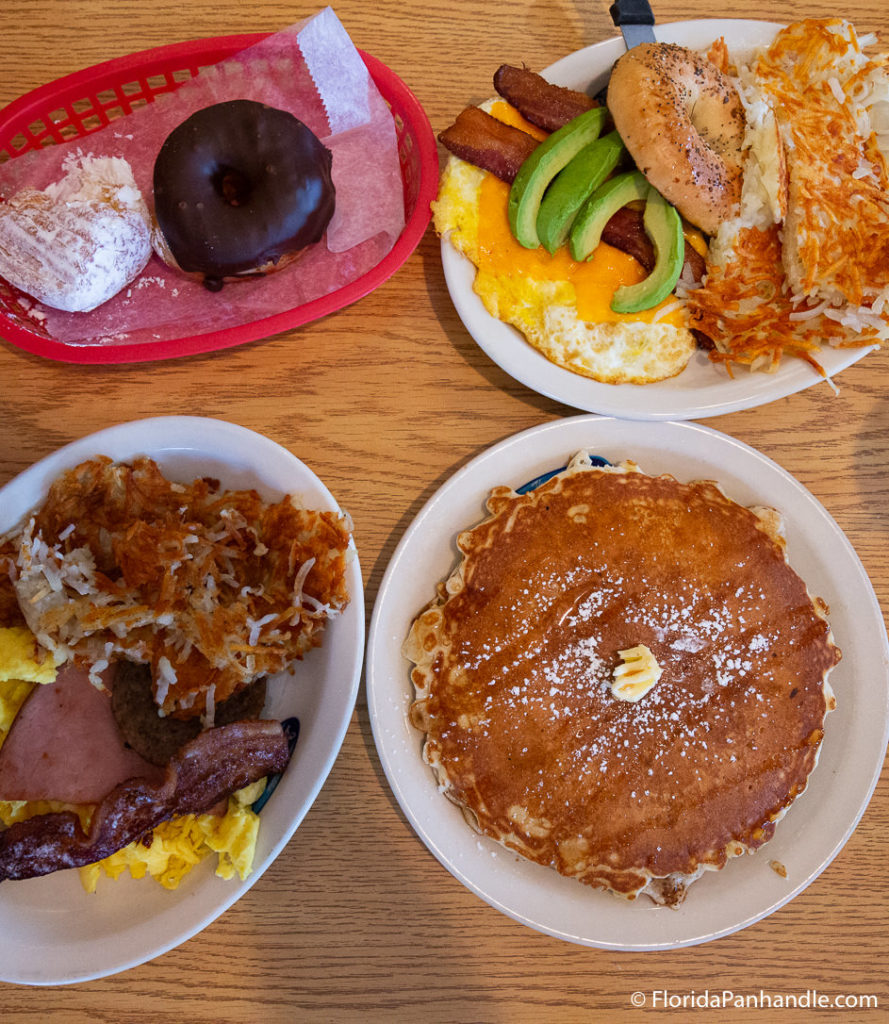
[480,101,685,327]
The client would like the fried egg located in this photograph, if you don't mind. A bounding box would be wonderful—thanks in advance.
[433,101,696,385]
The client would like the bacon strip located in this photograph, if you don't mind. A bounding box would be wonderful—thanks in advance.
[438,107,538,184]
[493,65,597,132]
[0,720,292,881]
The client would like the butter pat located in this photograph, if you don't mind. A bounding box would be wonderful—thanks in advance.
[611,644,662,702]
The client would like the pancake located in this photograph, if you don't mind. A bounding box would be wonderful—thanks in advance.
[405,454,840,905]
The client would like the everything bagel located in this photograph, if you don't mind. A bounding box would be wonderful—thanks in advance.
[152,99,336,289]
[607,43,746,236]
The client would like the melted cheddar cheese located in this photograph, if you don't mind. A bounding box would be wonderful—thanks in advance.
[432,100,696,384]
[481,101,683,327]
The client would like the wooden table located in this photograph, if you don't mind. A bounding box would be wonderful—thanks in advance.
[1,1,887,1020]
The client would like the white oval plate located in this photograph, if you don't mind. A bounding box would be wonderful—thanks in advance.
[441,20,875,420]
[367,416,889,949]
[0,416,364,985]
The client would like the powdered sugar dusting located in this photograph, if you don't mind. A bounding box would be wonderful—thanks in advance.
[411,461,840,892]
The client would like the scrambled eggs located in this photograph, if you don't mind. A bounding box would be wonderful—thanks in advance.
[434,100,697,384]
[0,626,59,685]
[0,627,263,892]
[78,782,265,893]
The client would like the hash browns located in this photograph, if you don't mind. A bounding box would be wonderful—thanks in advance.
[0,456,351,719]
[686,19,889,372]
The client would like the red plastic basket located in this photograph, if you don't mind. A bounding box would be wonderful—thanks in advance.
[0,34,439,363]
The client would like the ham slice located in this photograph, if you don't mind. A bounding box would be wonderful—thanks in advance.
[0,663,162,803]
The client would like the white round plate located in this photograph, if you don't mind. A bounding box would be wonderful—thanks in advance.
[0,416,364,985]
[366,416,889,949]
[441,20,875,420]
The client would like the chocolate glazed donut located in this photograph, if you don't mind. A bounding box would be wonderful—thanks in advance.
[153,99,336,290]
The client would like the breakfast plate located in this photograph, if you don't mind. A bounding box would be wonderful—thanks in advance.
[366,415,889,949]
[440,19,877,420]
[0,416,364,984]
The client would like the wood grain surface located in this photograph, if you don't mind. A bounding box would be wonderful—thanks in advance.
[0,1,887,1021]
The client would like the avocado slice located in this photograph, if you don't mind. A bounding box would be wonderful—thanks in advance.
[536,131,626,255]
[568,170,649,262]
[611,187,684,314]
[508,107,607,249]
